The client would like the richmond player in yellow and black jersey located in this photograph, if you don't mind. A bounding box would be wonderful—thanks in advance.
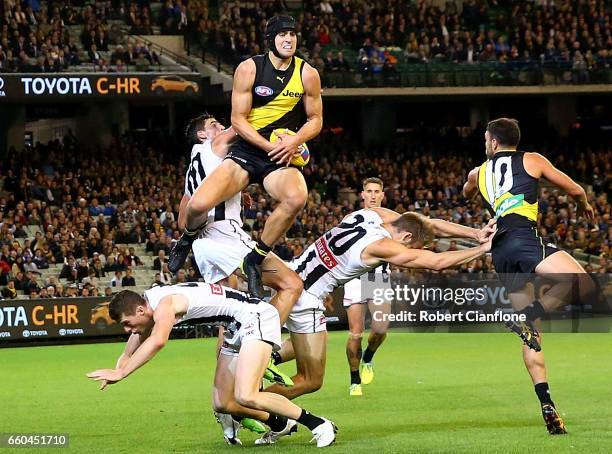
[169,15,322,300]
[464,117,595,435]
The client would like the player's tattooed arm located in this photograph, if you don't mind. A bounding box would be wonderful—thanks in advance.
[524,152,594,220]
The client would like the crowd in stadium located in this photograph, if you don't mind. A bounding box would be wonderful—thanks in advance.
[2,0,611,78]
[0,124,609,299]
[192,0,612,80]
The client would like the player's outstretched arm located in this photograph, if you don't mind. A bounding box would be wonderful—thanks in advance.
[428,218,496,244]
[463,166,480,199]
[524,152,594,220]
[87,296,186,389]
[364,237,491,272]
[230,59,273,152]
[269,64,323,165]
[115,332,144,370]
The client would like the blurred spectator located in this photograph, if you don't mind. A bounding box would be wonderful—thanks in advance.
[121,268,136,286]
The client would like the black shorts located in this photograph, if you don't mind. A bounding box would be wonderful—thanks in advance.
[226,138,284,185]
[492,226,561,292]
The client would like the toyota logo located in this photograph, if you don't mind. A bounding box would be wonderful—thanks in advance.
[0,78,4,90]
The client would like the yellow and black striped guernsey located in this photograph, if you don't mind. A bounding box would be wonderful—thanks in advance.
[248,54,306,139]
[477,151,539,231]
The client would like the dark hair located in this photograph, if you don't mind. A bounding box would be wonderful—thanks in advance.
[486,118,521,147]
[362,177,384,190]
[109,290,145,322]
[185,113,214,145]
[390,212,433,245]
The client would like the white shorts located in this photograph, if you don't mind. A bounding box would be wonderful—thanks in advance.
[343,277,365,307]
[221,303,281,355]
[192,220,255,283]
[285,291,327,333]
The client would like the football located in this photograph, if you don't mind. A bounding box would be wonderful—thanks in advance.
[269,128,310,167]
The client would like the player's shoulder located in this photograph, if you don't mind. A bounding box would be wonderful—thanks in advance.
[235,57,257,77]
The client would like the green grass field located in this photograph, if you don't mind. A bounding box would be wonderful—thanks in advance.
[2,331,612,453]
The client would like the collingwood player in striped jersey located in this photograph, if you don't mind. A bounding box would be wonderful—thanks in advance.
[463,117,596,435]
[179,114,302,325]
[341,177,391,396]
[263,208,496,403]
[86,284,337,448]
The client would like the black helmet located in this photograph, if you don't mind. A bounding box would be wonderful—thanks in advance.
[265,15,296,58]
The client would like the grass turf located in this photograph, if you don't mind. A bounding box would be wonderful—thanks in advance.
[2,331,611,453]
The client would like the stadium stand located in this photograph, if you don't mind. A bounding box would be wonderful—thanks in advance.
[1,124,609,299]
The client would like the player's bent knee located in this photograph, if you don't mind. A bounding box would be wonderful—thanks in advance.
[282,191,308,214]
[234,389,259,410]
[186,197,211,217]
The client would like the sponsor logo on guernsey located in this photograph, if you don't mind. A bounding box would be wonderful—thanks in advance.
[281,89,302,98]
[495,194,524,217]
[255,86,273,96]
[315,238,338,270]
[210,283,223,295]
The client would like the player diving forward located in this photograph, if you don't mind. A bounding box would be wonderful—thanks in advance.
[86,284,337,448]
[260,207,496,411]
[463,117,596,434]
[169,15,323,300]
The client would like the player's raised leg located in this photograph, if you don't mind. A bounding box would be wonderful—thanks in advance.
[265,331,327,400]
[241,167,308,298]
[169,160,249,272]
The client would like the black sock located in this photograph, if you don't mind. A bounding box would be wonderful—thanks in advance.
[534,382,554,406]
[265,414,288,432]
[271,350,283,365]
[245,239,271,266]
[350,369,361,385]
[296,409,325,431]
[518,300,546,322]
[362,347,376,363]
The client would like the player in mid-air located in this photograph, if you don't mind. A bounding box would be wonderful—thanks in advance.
[341,178,392,396]
[180,113,303,326]
[180,113,305,442]
[463,117,596,435]
[87,284,337,448]
[169,15,323,300]
[261,207,495,410]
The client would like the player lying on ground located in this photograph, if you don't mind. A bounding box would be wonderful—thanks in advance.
[463,117,597,435]
[169,15,323,300]
[86,284,337,448]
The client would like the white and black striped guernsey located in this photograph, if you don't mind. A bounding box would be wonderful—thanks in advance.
[290,209,391,300]
[184,140,243,226]
[144,282,261,327]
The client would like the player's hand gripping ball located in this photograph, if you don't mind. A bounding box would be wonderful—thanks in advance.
[270,129,310,167]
